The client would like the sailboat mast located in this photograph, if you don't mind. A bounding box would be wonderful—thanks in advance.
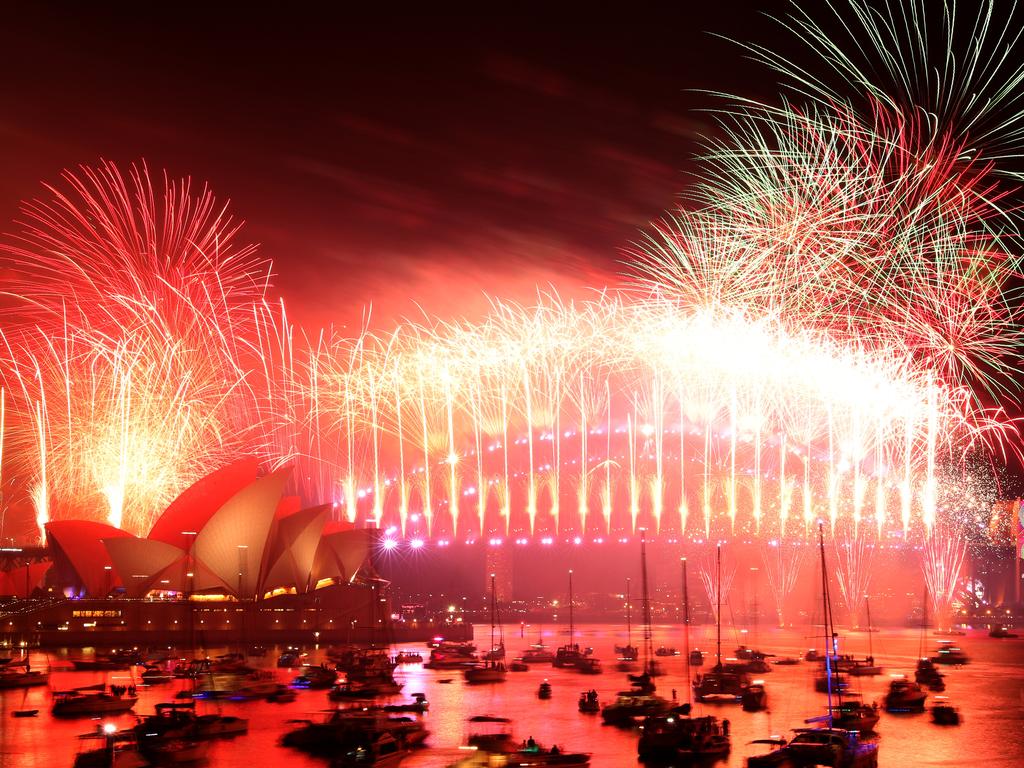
[682,557,691,705]
[568,569,575,649]
[626,578,632,648]
[866,597,874,659]
[818,524,835,723]
[640,531,653,668]
[716,544,722,668]
[490,573,496,656]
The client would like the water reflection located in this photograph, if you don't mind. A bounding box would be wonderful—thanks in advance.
[1,626,1022,767]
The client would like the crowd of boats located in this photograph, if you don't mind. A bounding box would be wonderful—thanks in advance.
[0,524,1006,766]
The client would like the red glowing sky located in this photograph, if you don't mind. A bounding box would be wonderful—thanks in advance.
[0,4,774,331]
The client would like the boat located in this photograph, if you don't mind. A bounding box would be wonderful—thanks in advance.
[805,648,825,662]
[637,704,731,763]
[688,649,704,667]
[578,689,600,713]
[329,678,404,700]
[601,693,672,726]
[655,646,679,657]
[394,651,423,664]
[742,680,768,711]
[846,599,883,676]
[930,696,961,725]
[828,696,880,733]
[615,577,640,670]
[931,641,969,665]
[734,646,772,673]
[72,726,151,768]
[773,656,800,666]
[464,574,508,684]
[457,716,590,766]
[332,731,409,767]
[282,709,428,756]
[134,701,248,741]
[552,570,600,673]
[382,693,429,713]
[537,680,552,699]
[0,658,48,689]
[292,663,338,689]
[520,644,555,664]
[915,658,945,690]
[509,660,529,672]
[52,685,138,718]
[277,649,303,667]
[989,625,1018,638]
[748,526,880,768]
[883,676,927,712]
[748,728,879,768]
[636,532,664,681]
[693,546,750,703]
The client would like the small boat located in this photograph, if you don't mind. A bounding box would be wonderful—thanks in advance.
[601,693,671,726]
[742,680,768,712]
[134,701,249,741]
[915,658,945,690]
[884,676,927,712]
[688,649,704,667]
[520,645,555,664]
[805,648,825,662]
[0,664,48,689]
[537,680,552,699]
[828,697,880,733]
[748,728,878,768]
[931,641,969,665]
[394,651,423,664]
[930,696,961,725]
[333,731,409,767]
[989,625,1018,638]
[637,705,730,763]
[466,577,508,684]
[460,717,590,766]
[578,689,600,713]
[12,709,38,718]
[383,693,429,713]
[464,660,507,684]
[654,646,678,657]
[73,726,149,768]
[773,656,800,666]
[52,686,138,718]
[277,649,303,667]
[291,664,338,689]
[508,660,529,672]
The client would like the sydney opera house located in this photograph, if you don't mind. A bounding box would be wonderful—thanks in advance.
[0,459,459,648]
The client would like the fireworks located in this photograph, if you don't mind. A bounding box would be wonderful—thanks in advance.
[1,1,1023,547]
[0,163,275,537]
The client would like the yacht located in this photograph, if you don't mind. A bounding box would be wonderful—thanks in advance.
[748,728,879,768]
[693,548,750,703]
[463,574,507,685]
[883,676,927,712]
[637,706,730,763]
[828,696,880,733]
[930,696,961,725]
[931,641,969,665]
[742,680,768,711]
[52,685,138,717]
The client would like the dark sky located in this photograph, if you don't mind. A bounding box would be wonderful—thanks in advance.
[0,3,778,330]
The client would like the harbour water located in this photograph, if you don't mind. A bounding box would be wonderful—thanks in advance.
[2,625,1022,767]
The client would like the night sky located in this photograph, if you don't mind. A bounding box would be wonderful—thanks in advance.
[0,3,777,330]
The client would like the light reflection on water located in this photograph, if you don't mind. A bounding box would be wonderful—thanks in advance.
[2,626,1022,768]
